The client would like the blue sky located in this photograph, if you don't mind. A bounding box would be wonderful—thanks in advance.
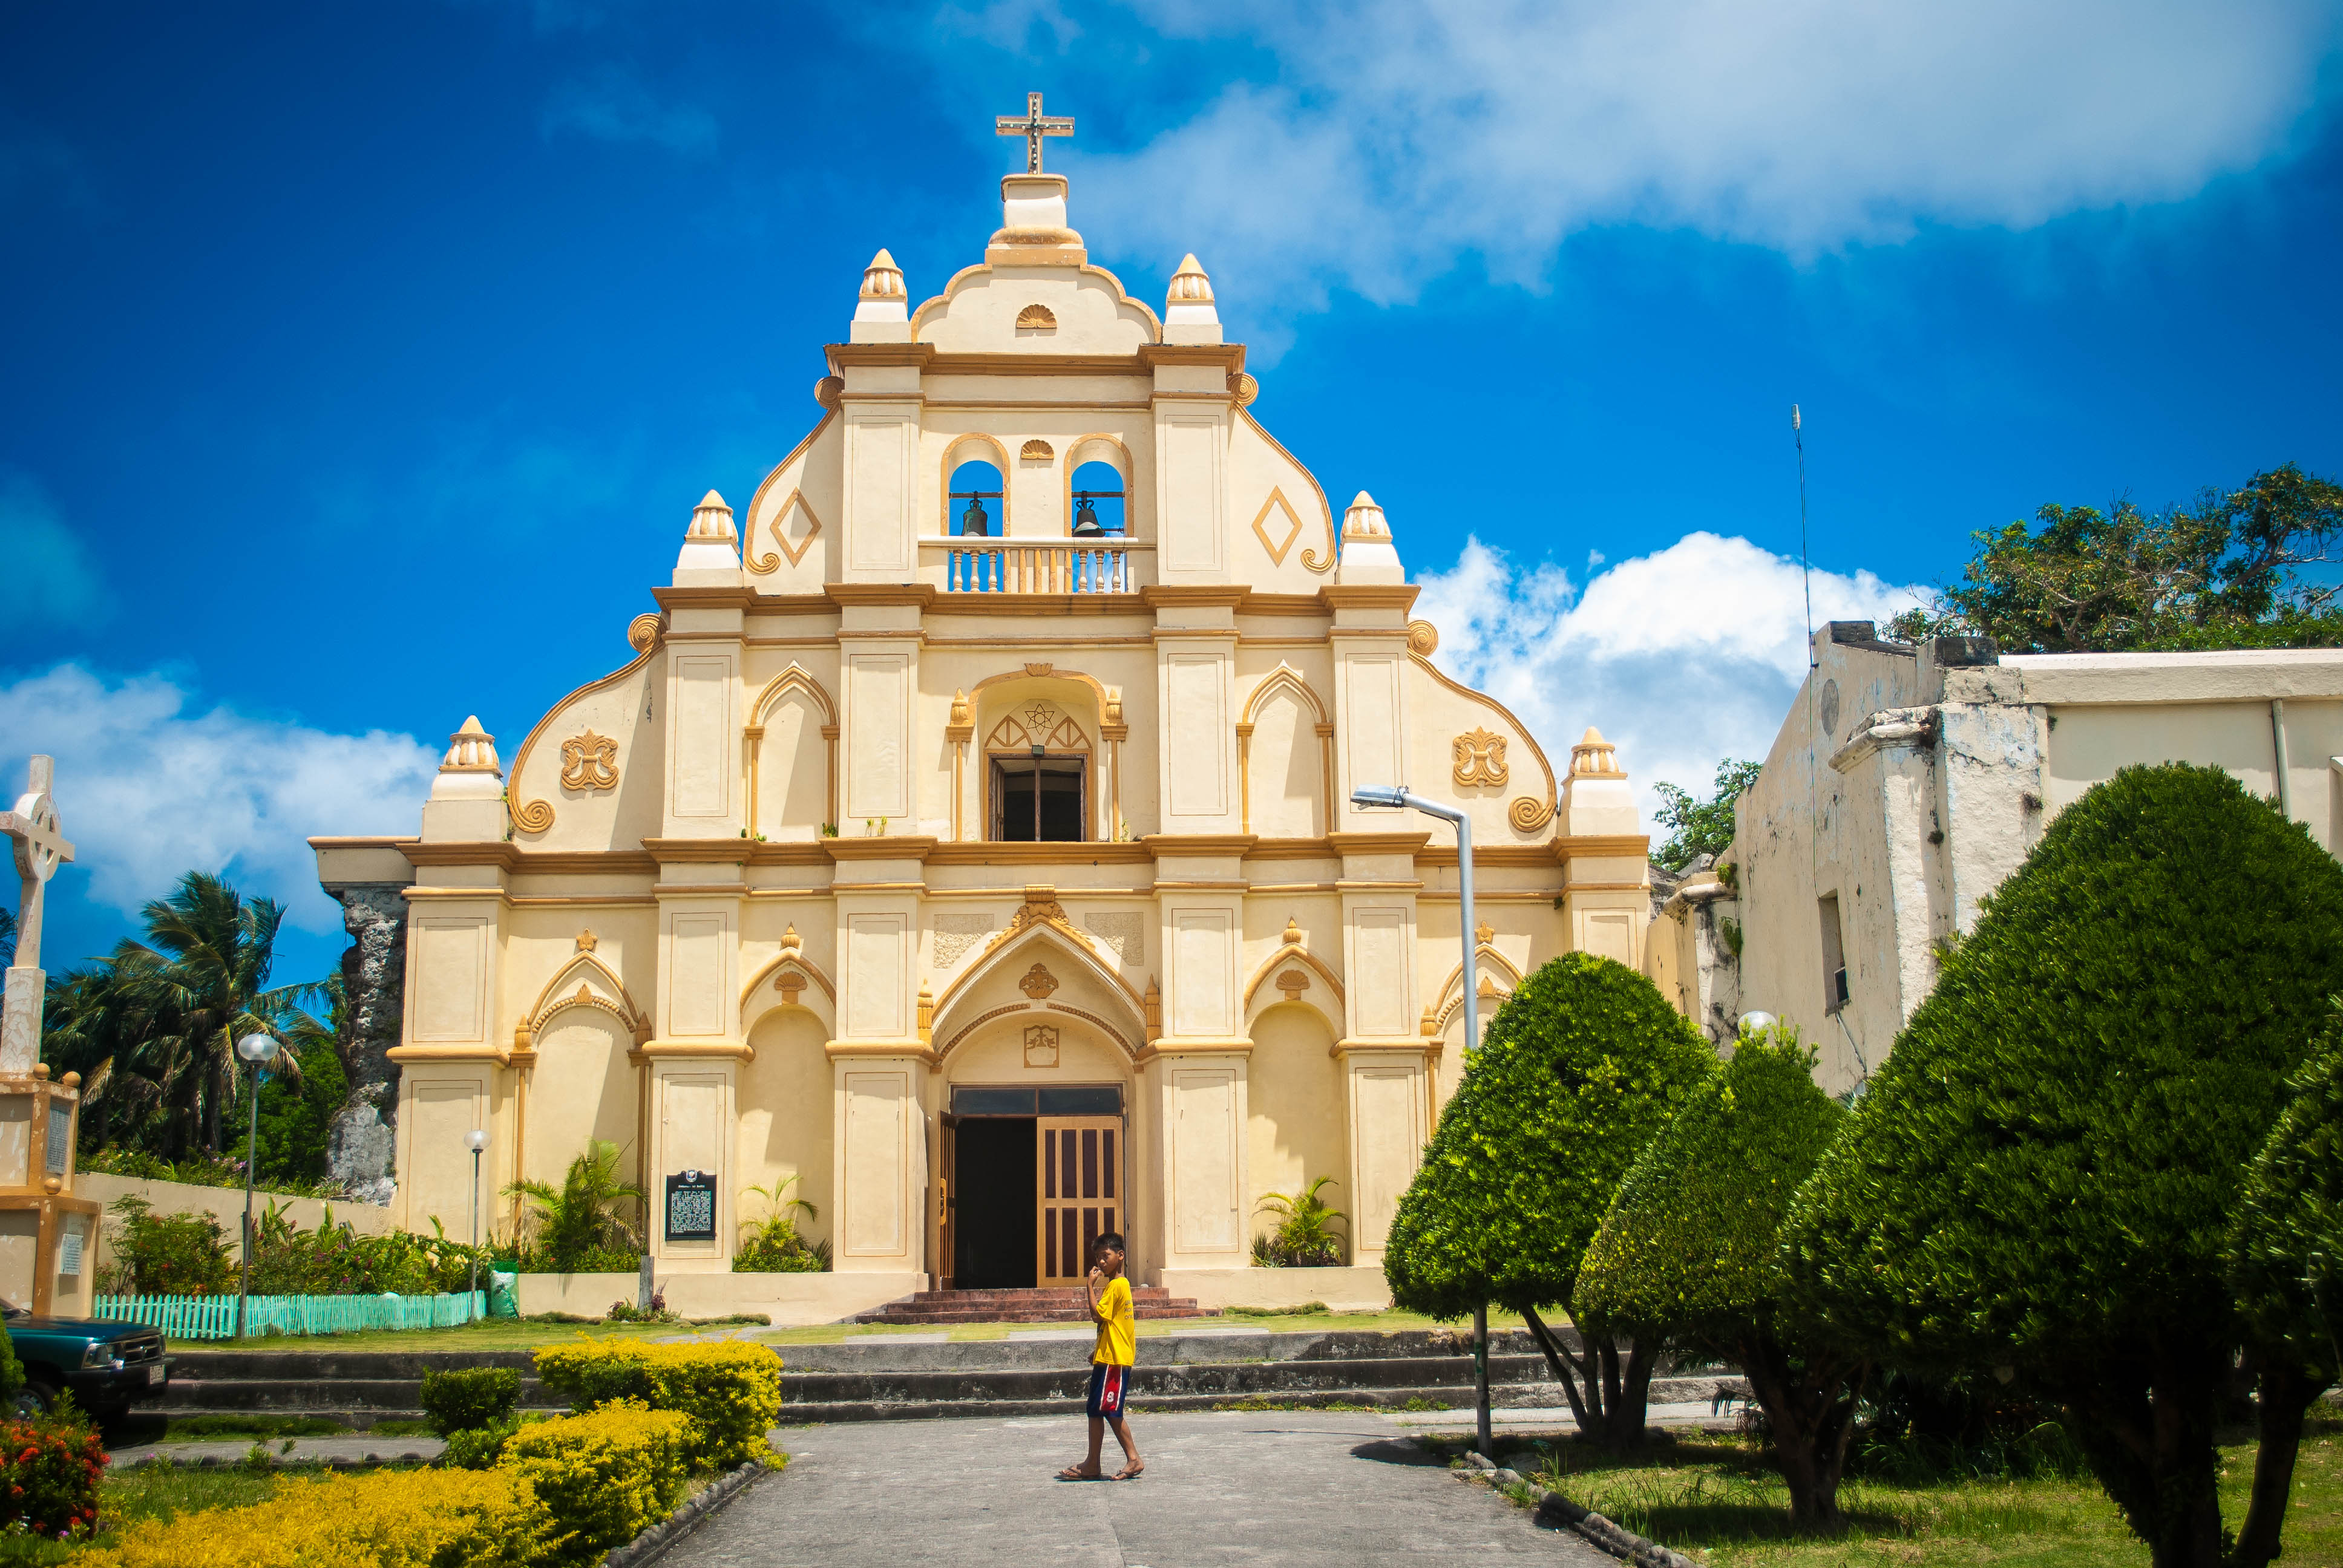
[5,0,2342,986]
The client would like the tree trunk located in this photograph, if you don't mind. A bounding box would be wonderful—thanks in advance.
[2228,1356,2330,1568]
[1737,1330,1865,1530]
[1519,1305,1655,1448]
[2065,1341,2227,1568]
[203,1058,223,1155]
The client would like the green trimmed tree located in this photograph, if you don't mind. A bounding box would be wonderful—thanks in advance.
[1780,763,2343,1568]
[1577,1028,1855,1525]
[2226,1039,2343,1567]
[1384,952,1715,1445]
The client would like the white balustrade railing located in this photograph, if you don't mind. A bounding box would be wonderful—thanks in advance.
[938,538,1138,594]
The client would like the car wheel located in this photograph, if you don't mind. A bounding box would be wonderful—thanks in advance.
[11,1382,54,1420]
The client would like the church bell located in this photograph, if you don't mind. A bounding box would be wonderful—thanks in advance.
[1070,495,1103,537]
[961,497,991,536]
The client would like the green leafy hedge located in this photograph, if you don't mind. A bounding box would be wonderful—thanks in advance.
[1577,1030,1843,1353]
[1778,763,2343,1561]
[2232,1038,2343,1377]
[1384,952,1715,1320]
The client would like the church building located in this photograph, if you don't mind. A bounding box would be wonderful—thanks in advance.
[311,116,1654,1314]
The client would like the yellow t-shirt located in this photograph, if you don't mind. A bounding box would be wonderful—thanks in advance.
[1092,1275,1135,1365]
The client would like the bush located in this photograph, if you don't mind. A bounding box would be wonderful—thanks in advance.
[103,1197,234,1296]
[1383,952,1715,1445]
[1576,1030,1854,1523]
[499,1401,691,1563]
[505,1142,641,1274]
[0,1317,23,1405]
[732,1177,828,1273]
[0,1410,106,1540]
[247,1209,491,1297]
[1780,763,2343,1568]
[82,1466,551,1568]
[532,1340,784,1469]
[77,1147,346,1201]
[419,1367,521,1437]
[1254,1177,1346,1267]
[442,1417,520,1471]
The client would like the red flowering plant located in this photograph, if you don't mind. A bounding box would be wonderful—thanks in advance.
[0,1405,107,1541]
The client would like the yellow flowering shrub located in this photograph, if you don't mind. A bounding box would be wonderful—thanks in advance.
[499,1401,692,1564]
[82,1466,550,1568]
[532,1340,782,1469]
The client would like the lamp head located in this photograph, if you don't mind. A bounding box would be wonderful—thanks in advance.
[1738,1011,1778,1037]
[465,1129,490,1154]
[1349,784,1407,810]
[235,1033,280,1065]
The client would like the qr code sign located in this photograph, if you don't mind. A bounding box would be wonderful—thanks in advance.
[669,1187,715,1236]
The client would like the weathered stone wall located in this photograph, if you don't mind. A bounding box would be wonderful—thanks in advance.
[326,883,407,1206]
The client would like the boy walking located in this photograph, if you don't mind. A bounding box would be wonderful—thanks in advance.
[1058,1232,1144,1481]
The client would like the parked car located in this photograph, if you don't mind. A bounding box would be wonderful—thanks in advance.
[2,1302,170,1420]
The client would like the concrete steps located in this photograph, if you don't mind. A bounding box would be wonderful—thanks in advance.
[153,1330,1746,1431]
[853,1286,1214,1324]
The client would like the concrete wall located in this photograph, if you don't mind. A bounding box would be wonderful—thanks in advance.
[514,1267,924,1327]
[80,1172,395,1277]
[1732,636,2343,1093]
[1161,1264,1391,1313]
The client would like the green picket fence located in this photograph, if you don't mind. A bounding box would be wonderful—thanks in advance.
[93,1290,488,1341]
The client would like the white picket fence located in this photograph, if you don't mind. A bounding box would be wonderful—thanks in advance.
[92,1290,487,1341]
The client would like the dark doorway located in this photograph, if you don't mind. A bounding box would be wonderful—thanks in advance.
[952,1117,1036,1289]
[992,754,1086,841]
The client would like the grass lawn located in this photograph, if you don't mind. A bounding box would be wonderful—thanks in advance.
[0,1459,407,1566]
[1460,1413,2343,1567]
[168,1318,687,1354]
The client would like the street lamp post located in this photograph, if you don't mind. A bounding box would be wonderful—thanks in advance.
[465,1129,490,1303]
[232,1032,281,1341]
[1350,783,1488,1457]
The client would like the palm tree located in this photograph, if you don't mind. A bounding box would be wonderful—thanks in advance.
[108,872,310,1155]
[0,907,15,966]
[505,1140,643,1270]
[1256,1176,1348,1267]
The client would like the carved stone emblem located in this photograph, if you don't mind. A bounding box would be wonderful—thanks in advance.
[1023,1022,1061,1067]
[776,969,805,1005]
[1275,967,1310,999]
[560,730,620,791]
[575,929,597,952]
[1018,963,1060,1001]
[1452,728,1509,788]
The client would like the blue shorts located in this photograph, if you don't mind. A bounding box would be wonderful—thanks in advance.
[1086,1362,1129,1420]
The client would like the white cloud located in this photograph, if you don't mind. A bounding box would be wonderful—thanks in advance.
[543,67,719,155]
[0,665,436,939]
[0,472,109,630]
[1412,531,1923,819]
[1050,0,2342,318]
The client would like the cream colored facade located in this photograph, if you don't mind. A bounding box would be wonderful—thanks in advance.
[310,170,1651,1299]
[1721,624,2343,1093]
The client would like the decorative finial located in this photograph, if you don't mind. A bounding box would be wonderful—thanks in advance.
[1570,727,1625,778]
[1342,491,1390,540]
[440,717,502,775]
[1168,254,1214,304]
[859,249,905,302]
[950,690,971,727]
[687,490,736,543]
[1475,919,1493,946]
[1282,916,1304,946]
[577,929,597,952]
[781,923,802,953]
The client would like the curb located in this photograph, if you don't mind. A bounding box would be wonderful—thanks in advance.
[1457,1452,1698,1568]
[600,1460,768,1568]
[119,1452,433,1471]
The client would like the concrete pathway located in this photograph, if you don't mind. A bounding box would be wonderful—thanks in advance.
[677,1410,1610,1568]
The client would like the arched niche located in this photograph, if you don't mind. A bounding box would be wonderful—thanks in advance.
[1246,1002,1348,1258]
[747,666,837,840]
[1239,666,1332,838]
[975,678,1102,844]
[520,1003,640,1193]
[739,1005,834,1256]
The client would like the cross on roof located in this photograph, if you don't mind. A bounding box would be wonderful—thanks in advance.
[995,91,1073,174]
[1,754,74,975]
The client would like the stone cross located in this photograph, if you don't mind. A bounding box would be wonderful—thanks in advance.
[995,91,1074,174]
[1,756,74,1074]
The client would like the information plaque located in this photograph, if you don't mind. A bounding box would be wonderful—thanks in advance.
[665,1169,718,1243]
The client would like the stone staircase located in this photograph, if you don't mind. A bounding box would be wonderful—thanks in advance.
[778,1327,1745,1425]
[140,1330,1744,1433]
[851,1285,1214,1324]
[152,1350,562,1429]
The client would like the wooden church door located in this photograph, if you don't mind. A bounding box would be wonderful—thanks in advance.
[1035,1116,1119,1285]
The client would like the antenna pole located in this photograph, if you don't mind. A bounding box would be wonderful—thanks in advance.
[1794,404,1815,669]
